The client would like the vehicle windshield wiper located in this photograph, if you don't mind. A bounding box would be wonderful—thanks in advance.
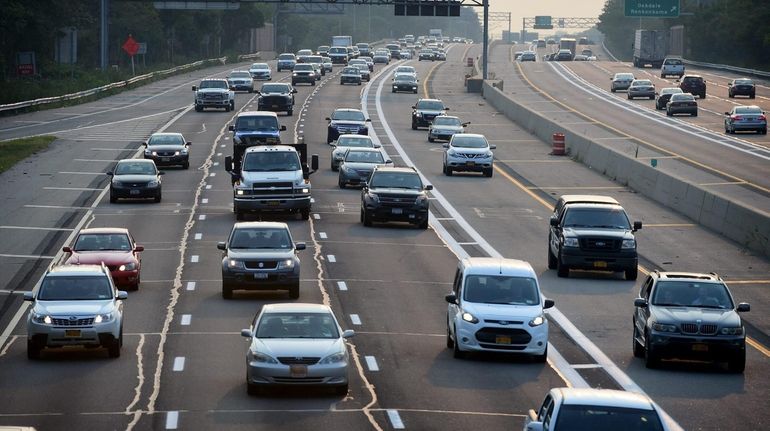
[594,225,628,229]
[564,224,592,228]
[655,302,681,307]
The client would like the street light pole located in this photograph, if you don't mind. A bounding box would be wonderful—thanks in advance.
[482,0,488,79]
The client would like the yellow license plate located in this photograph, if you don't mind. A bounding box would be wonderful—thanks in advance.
[466,161,475,166]
[267,201,281,206]
[692,344,709,352]
[593,261,608,268]
[290,364,308,378]
[496,335,512,344]
[64,330,81,338]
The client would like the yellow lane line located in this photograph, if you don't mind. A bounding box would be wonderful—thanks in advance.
[493,165,553,210]
[422,61,442,99]
[747,337,770,358]
[513,61,770,195]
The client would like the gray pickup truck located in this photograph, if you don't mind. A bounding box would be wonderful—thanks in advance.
[193,78,235,112]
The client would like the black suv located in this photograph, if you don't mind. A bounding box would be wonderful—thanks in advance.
[256,83,297,116]
[326,108,371,144]
[547,195,642,280]
[632,271,750,373]
[411,99,448,130]
[360,166,432,229]
[678,74,706,99]
[291,64,316,86]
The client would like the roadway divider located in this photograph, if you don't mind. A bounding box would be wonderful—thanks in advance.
[481,81,770,259]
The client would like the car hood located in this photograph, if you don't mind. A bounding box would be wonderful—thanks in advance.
[330,120,366,127]
[416,109,444,116]
[260,92,290,97]
[370,187,422,195]
[562,227,634,239]
[67,251,135,265]
[431,125,463,132]
[341,161,384,170]
[652,306,741,327]
[146,145,185,152]
[196,88,229,94]
[227,249,295,259]
[35,301,115,316]
[113,174,158,183]
[241,170,302,184]
[462,302,542,320]
[253,338,344,359]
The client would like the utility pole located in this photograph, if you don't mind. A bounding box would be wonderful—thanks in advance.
[100,0,109,70]
[482,0,488,79]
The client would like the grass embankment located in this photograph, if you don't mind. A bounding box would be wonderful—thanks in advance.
[0,136,57,173]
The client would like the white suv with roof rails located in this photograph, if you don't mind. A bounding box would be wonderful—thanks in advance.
[445,257,554,361]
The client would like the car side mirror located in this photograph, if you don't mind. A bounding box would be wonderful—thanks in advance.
[444,107,450,111]
[544,299,555,309]
[228,125,234,132]
[489,144,497,150]
[134,246,144,252]
[142,142,148,146]
[425,184,433,191]
[325,117,331,121]
[549,216,559,227]
[224,156,233,173]
[117,291,128,300]
[158,171,166,176]
[24,292,34,301]
[634,298,648,308]
[385,159,393,164]
[186,142,192,146]
[737,303,750,312]
[295,242,306,251]
[106,171,113,176]
[445,293,458,304]
[240,329,253,338]
[411,106,416,109]
[280,125,287,131]
[366,118,371,122]
[311,154,320,172]
[62,246,72,253]
[633,221,642,231]
[525,421,544,431]
[724,112,730,115]
[192,85,197,91]
[342,329,355,338]
[373,143,381,148]
[217,242,227,251]
[442,143,449,149]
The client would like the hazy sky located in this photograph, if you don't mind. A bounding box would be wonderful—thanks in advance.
[485,0,607,36]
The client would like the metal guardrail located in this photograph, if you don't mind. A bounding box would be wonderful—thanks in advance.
[680,59,770,79]
[0,52,262,114]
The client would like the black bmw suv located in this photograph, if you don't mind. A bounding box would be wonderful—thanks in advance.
[632,271,750,373]
[678,74,706,99]
[256,83,297,116]
[411,98,448,130]
[326,108,371,144]
[360,166,432,229]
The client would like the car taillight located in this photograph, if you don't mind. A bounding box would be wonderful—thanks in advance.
[732,115,743,120]
[759,115,767,121]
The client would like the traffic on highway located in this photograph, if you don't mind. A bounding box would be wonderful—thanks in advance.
[0,13,769,431]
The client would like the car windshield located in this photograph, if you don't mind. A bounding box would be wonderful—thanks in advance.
[553,405,664,431]
[260,84,289,94]
[294,64,313,71]
[562,207,631,229]
[38,276,113,301]
[330,47,346,53]
[306,56,322,63]
[148,134,184,146]
[451,135,487,148]
[256,312,339,339]
[115,162,156,175]
[369,172,422,189]
[353,64,368,71]
[734,79,753,85]
[278,54,295,60]
[463,275,540,305]
[236,116,279,131]
[433,117,461,126]
[652,281,734,309]
[337,136,373,147]
[395,75,415,83]
[198,80,227,89]
[396,67,415,74]
[74,234,131,251]
[345,150,384,163]
[242,152,300,172]
[734,106,762,114]
[332,110,365,121]
[251,63,268,70]
[342,67,360,75]
[417,100,444,110]
[230,72,250,79]
[229,227,291,249]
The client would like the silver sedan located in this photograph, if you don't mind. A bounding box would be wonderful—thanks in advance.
[241,303,354,396]
[627,79,655,100]
[611,72,635,92]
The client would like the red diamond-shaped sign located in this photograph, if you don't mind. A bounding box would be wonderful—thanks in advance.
[122,35,139,56]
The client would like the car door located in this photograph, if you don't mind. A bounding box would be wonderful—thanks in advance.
[537,394,555,430]
[635,276,654,340]
[448,267,463,336]
[548,207,564,256]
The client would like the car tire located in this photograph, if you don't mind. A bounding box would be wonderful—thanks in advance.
[445,166,453,176]
[110,193,117,203]
[446,321,455,348]
[556,254,569,278]
[27,340,42,360]
[750,93,755,99]
[195,105,202,112]
[331,162,338,172]
[649,95,655,100]
[411,120,417,130]
[362,209,372,227]
[728,92,733,98]
[288,282,300,299]
[700,93,706,99]
[625,266,638,281]
[547,245,557,270]
[107,331,122,358]
[632,324,645,358]
[725,125,731,134]
[300,209,310,220]
[418,217,429,230]
[339,80,344,85]
[761,127,767,135]
[452,327,466,359]
[728,350,746,373]
[666,109,672,117]
[235,210,244,221]
[222,282,233,300]
[311,81,316,86]
[611,88,616,93]
[483,167,493,177]
[357,82,361,86]
[627,94,632,100]
[692,111,698,117]
[287,109,293,116]
[392,89,396,93]
[154,193,161,203]
[428,136,435,143]
[644,335,659,369]
[338,178,346,189]
[532,345,548,363]
[183,161,190,169]
[334,384,349,396]
[413,90,418,94]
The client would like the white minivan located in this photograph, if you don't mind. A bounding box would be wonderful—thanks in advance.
[445,257,554,361]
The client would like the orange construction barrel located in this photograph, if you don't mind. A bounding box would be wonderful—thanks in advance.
[551,133,566,155]
[466,57,473,67]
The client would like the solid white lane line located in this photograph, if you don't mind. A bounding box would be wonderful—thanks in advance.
[173,357,186,371]
[319,232,328,239]
[350,314,362,325]
[186,282,196,291]
[0,225,74,231]
[337,281,348,291]
[191,255,199,263]
[387,410,405,429]
[165,411,179,429]
[194,233,202,240]
[327,255,336,263]
[58,171,104,175]
[365,356,379,371]
[180,315,191,326]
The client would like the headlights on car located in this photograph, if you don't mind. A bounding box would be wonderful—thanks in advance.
[249,350,278,364]
[31,313,52,324]
[277,259,294,269]
[94,313,114,323]
[621,239,636,249]
[652,322,678,333]
[563,237,579,247]
[147,180,159,187]
[320,351,347,364]
[529,315,546,327]
[415,195,429,206]
[461,312,479,324]
[721,327,744,336]
[228,259,245,269]
[118,262,137,271]
[366,192,380,203]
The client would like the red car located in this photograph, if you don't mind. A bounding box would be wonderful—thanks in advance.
[63,228,143,290]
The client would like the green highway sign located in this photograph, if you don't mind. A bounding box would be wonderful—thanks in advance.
[625,0,680,17]
[534,15,552,29]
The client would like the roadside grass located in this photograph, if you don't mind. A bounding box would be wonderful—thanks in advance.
[0,136,57,173]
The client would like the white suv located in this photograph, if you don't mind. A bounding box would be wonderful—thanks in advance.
[25,264,127,359]
[445,257,554,361]
[442,133,496,177]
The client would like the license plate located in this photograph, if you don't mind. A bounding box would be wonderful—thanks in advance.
[161,157,170,162]
[593,261,608,268]
[64,330,81,338]
[496,335,512,344]
[272,104,279,108]
[290,364,308,378]
[254,273,268,280]
[130,189,140,195]
[392,208,403,215]
[267,201,281,206]
[692,344,709,352]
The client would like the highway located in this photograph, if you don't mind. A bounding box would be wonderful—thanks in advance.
[0,41,768,431]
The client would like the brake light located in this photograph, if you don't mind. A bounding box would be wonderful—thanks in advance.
[759,115,767,121]
[732,115,743,120]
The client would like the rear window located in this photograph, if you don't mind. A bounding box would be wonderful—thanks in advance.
[734,79,753,85]
[664,58,683,65]
[683,76,703,83]
[671,94,695,101]
[734,106,762,114]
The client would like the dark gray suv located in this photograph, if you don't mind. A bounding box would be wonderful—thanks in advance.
[360,166,432,229]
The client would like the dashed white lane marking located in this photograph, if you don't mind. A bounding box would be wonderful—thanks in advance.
[194,233,202,240]
[310,197,315,203]
[319,232,327,239]
[173,357,186,371]
[220,144,226,148]
[327,255,336,263]
[216,153,222,156]
[337,281,348,291]
[180,315,191,326]
[213,162,219,166]
[190,255,199,263]
[209,172,216,177]
[313,214,321,220]
[201,198,208,204]
[165,411,179,429]
[199,215,206,220]
[58,171,104,175]
[365,355,379,371]
[186,282,196,291]
[387,410,405,429]
[206,185,212,190]
[350,314,362,325]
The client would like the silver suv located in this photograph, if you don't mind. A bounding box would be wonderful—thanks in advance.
[25,264,127,359]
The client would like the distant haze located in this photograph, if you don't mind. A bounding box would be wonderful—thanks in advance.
[485,0,606,36]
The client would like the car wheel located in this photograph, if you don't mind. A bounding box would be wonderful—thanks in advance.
[27,340,42,360]
[235,210,244,221]
[392,89,396,93]
[413,90,418,94]
[632,323,645,358]
[334,384,349,396]
[300,209,310,220]
[728,92,733,98]
[750,93,755,99]
[339,80,344,85]
[362,209,372,227]
[666,109,672,117]
[611,88,616,93]
[692,111,698,117]
[649,95,655,100]
[452,327,466,359]
[411,120,417,130]
[338,178,346,189]
[183,161,190,169]
[556,253,569,278]
[109,193,117,203]
[357,82,361,86]
[418,217,429,230]
[483,167,493,177]
[311,81,316,86]
[627,94,632,100]
[700,93,706,99]
[644,334,659,369]
[107,331,122,358]
[446,320,455,348]
[222,281,233,299]
[428,136,435,143]
[194,105,202,112]
[727,350,746,373]
[331,161,339,172]
[532,345,547,363]
[288,282,300,299]
[725,124,730,134]
[625,266,638,281]
[287,109,293,116]
[761,127,768,135]
[154,192,161,203]
[547,244,557,270]
[445,166,453,176]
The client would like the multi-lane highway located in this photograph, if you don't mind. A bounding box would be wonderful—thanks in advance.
[0,40,768,431]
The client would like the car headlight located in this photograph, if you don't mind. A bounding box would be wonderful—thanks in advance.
[118,262,137,271]
[563,237,579,247]
[485,151,494,158]
[415,112,423,117]
[721,326,744,335]
[249,351,278,364]
[147,180,159,187]
[94,313,113,323]
[236,189,246,196]
[393,85,398,89]
[621,239,636,249]
[173,151,181,156]
[652,322,677,333]
[367,192,380,203]
[277,259,294,269]
[32,313,52,325]
[529,315,546,327]
[181,148,188,154]
[461,312,479,324]
[293,73,298,76]
[144,150,152,155]
[301,188,310,194]
[228,259,245,269]
[416,195,429,205]
[320,351,347,364]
